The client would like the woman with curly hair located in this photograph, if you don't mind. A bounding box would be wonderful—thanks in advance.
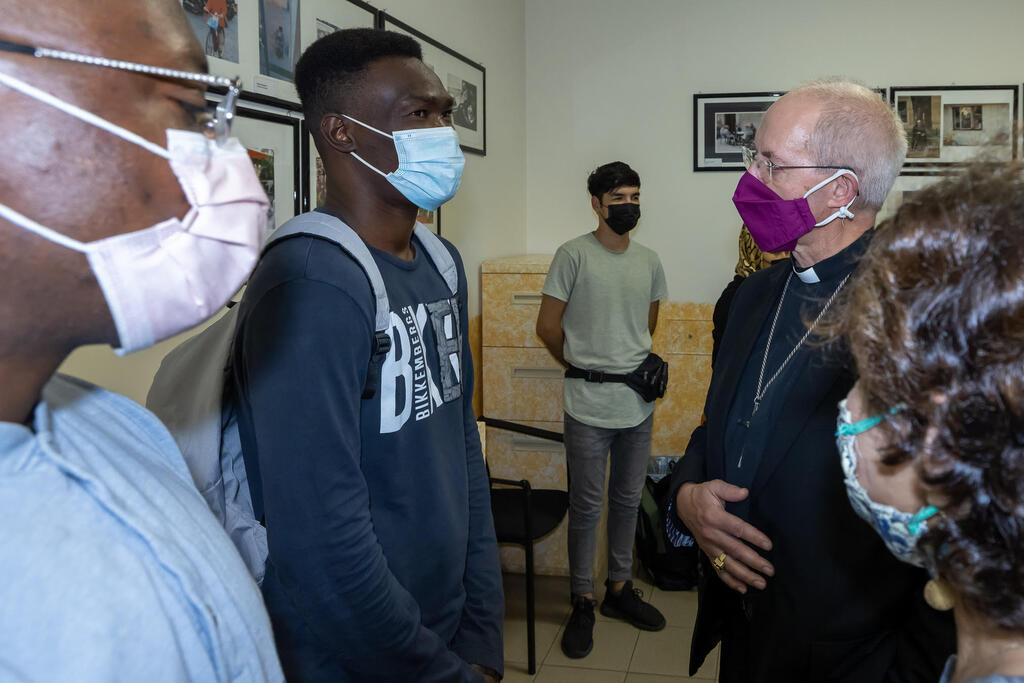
[829,161,1024,682]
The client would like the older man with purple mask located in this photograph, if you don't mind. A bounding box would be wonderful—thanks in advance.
[668,79,955,682]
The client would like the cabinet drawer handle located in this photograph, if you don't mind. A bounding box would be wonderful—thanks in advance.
[511,367,563,379]
[512,437,564,453]
[511,292,543,305]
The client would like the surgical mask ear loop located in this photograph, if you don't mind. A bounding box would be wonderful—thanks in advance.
[341,114,394,178]
[0,69,170,160]
[0,203,92,252]
[803,168,859,227]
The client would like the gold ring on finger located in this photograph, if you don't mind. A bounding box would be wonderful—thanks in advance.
[712,552,726,571]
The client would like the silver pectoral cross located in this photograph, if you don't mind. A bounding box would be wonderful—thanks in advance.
[744,399,761,428]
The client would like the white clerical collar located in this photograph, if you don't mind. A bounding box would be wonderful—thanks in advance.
[793,264,821,284]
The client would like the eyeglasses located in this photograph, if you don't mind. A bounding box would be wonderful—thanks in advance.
[0,38,241,144]
[742,144,853,182]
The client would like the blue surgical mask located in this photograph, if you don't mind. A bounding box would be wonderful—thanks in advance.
[343,114,465,211]
[836,399,939,567]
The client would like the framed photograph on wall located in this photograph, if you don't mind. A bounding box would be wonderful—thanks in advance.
[221,103,303,231]
[299,0,377,58]
[182,0,246,76]
[890,85,1018,173]
[417,207,441,235]
[693,92,783,171]
[876,174,944,223]
[382,12,487,155]
[183,0,300,107]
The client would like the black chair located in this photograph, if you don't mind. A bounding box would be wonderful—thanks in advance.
[489,476,569,674]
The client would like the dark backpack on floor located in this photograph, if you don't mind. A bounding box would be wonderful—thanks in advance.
[636,471,698,591]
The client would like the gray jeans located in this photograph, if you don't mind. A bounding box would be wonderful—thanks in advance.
[564,411,654,596]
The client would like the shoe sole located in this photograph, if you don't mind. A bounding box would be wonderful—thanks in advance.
[599,602,666,632]
[560,638,593,659]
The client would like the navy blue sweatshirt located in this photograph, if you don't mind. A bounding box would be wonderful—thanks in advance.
[231,223,503,682]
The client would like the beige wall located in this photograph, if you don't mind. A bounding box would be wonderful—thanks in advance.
[523,0,1024,304]
[60,0,527,403]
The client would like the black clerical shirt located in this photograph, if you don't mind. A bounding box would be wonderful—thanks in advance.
[721,232,871,519]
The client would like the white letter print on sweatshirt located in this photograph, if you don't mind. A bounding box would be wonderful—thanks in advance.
[379,297,463,434]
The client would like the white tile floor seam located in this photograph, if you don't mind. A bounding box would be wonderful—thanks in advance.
[502,573,717,681]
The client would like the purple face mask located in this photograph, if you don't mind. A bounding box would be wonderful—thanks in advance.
[732,170,859,253]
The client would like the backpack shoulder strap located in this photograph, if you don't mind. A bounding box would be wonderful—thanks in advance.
[413,223,458,296]
[265,213,390,333]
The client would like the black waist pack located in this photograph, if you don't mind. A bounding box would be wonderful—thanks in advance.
[565,352,669,402]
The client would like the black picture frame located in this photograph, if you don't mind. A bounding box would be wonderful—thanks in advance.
[692,87,888,173]
[693,91,783,172]
[890,85,1018,174]
[381,12,487,155]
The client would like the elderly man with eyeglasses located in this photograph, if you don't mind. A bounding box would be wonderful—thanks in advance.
[667,80,956,682]
[0,2,281,680]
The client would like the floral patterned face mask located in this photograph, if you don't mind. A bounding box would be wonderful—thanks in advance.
[836,399,938,567]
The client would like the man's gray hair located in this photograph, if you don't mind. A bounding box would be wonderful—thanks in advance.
[792,78,907,212]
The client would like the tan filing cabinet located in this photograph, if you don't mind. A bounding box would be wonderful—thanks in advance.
[481,255,576,576]
[481,255,715,577]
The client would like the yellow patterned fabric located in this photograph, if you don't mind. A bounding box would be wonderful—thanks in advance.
[735,225,762,277]
[735,225,789,276]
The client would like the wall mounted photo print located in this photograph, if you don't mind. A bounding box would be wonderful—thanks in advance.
[876,174,942,223]
[248,147,277,226]
[693,92,782,171]
[258,0,300,83]
[228,104,302,229]
[417,207,441,236]
[891,85,1018,173]
[183,0,240,62]
[383,12,487,155]
[300,0,377,54]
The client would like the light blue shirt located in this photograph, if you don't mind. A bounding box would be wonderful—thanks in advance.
[0,374,283,682]
[940,656,1024,683]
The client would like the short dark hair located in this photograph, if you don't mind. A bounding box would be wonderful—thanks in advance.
[829,162,1024,631]
[295,28,422,136]
[587,161,640,198]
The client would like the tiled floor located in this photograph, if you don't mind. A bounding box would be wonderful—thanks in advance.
[500,573,719,682]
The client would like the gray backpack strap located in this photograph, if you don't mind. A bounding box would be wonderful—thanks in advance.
[146,305,269,584]
[414,223,458,296]
[265,213,390,333]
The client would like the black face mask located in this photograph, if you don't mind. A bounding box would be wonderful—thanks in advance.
[605,202,641,234]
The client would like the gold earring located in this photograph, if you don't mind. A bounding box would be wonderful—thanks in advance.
[924,578,955,611]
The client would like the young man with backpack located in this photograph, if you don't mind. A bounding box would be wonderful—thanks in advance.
[225,29,502,682]
[536,161,668,659]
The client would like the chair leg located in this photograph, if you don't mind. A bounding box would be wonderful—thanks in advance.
[525,538,536,675]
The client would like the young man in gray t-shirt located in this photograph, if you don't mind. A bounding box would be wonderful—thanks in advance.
[537,161,668,659]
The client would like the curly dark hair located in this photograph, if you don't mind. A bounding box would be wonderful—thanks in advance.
[829,162,1024,630]
[295,28,422,139]
[586,161,640,198]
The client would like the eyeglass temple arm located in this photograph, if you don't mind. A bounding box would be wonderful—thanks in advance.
[0,38,239,91]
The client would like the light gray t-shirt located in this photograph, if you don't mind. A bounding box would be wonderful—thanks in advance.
[542,232,667,429]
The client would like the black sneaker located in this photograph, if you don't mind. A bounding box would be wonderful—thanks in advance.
[560,595,596,658]
[600,579,666,631]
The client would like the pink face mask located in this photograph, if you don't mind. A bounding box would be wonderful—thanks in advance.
[0,70,268,354]
[732,169,859,253]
